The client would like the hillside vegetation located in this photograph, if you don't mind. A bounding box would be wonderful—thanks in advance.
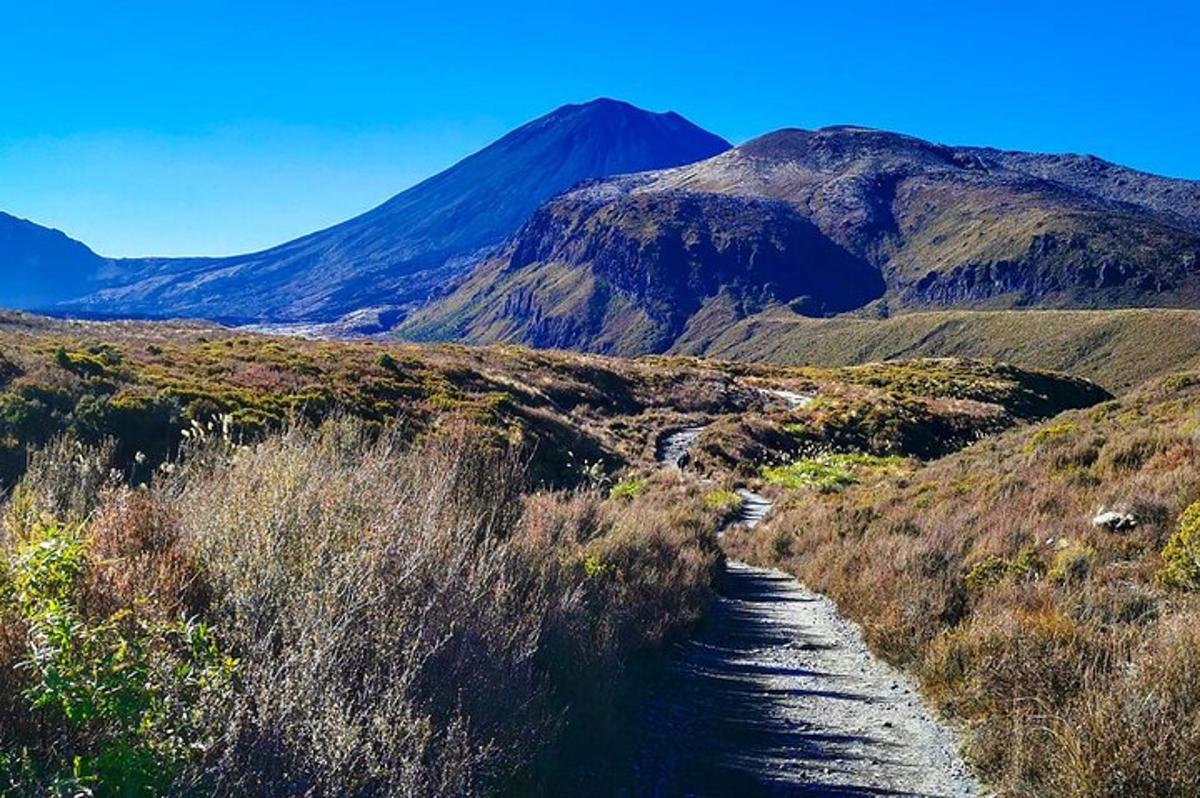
[0,417,725,796]
[399,125,1200,355]
[681,307,1200,393]
[0,313,1104,489]
[727,372,1200,796]
[0,312,1115,796]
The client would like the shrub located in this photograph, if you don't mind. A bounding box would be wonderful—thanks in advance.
[0,419,721,798]
[1158,499,1200,590]
[0,519,235,797]
[1024,420,1078,451]
[609,477,646,500]
[762,458,857,492]
[703,489,743,513]
[165,419,719,797]
[1048,539,1095,585]
[761,453,903,492]
[1048,612,1200,797]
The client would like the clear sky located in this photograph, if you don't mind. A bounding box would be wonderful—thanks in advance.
[3,0,1196,257]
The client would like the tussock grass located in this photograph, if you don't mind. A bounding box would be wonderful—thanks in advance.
[726,372,1200,795]
[690,307,1200,394]
[0,418,721,797]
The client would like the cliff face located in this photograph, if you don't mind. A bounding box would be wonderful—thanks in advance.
[401,189,885,355]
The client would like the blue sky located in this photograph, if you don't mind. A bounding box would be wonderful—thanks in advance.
[3,1,1196,257]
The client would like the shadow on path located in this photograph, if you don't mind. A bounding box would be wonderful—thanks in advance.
[620,564,975,798]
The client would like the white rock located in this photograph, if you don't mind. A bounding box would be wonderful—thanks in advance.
[1092,510,1137,532]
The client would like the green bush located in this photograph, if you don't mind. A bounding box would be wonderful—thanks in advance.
[761,453,902,493]
[0,520,235,797]
[1158,500,1200,590]
[608,477,646,500]
[763,458,857,491]
[703,489,743,512]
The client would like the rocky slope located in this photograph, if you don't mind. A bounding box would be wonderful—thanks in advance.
[400,126,1200,354]
[4,100,730,326]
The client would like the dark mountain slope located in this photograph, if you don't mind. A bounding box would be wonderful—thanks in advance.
[400,126,1200,353]
[0,213,108,308]
[402,188,883,355]
[48,99,731,325]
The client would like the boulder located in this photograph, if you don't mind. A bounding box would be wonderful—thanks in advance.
[1092,510,1137,532]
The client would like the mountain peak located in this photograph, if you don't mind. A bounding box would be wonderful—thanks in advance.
[512,99,730,157]
[46,100,731,324]
[550,97,676,119]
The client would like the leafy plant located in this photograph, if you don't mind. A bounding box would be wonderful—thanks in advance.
[703,489,742,512]
[761,453,904,492]
[1158,500,1200,590]
[608,477,646,500]
[0,519,235,797]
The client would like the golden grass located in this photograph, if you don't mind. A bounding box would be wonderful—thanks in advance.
[689,307,1200,393]
[725,372,1200,795]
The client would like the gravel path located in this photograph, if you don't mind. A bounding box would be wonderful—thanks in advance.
[628,562,980,797]
[630,404,981,797]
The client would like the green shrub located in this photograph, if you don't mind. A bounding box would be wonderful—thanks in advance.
[763,458,857,492]
[375,352,400,372]
[1158,500,1200,590]
[761,453,902,493]
[0,519,235,797]
[1048,539,1095,585]
[964,555,1009,593]
[53,347,121,380]
[964,546,1058,594]
[703,489,743,512]
[0,393,52,444]
[608,477,646,500]
[1025,420,1079,451]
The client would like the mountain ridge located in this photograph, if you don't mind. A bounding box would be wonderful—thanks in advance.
[5,99,732,326]
[5,109,1200,348]
[398,124,1200,353]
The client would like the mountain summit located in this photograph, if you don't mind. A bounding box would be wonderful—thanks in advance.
[49,99,731,325]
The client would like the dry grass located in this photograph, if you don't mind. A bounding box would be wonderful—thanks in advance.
[0,418,721,797]
[0,313,1104,497]
[726,372,1200,795]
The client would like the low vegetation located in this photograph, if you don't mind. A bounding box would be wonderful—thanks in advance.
[761,453,906,493]
[0,314,765,489]
[687,306,1200,394]
[0,312,1133,796]
[0,315,1102,494]
[0,416,723,797]
[688,359,1106,477]
[727,372,1200,796]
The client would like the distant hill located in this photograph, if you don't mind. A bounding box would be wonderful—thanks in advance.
[0,213,108,309]
[399,126,1200,354]
[5,99,730,326]
[680,307,1200,393]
